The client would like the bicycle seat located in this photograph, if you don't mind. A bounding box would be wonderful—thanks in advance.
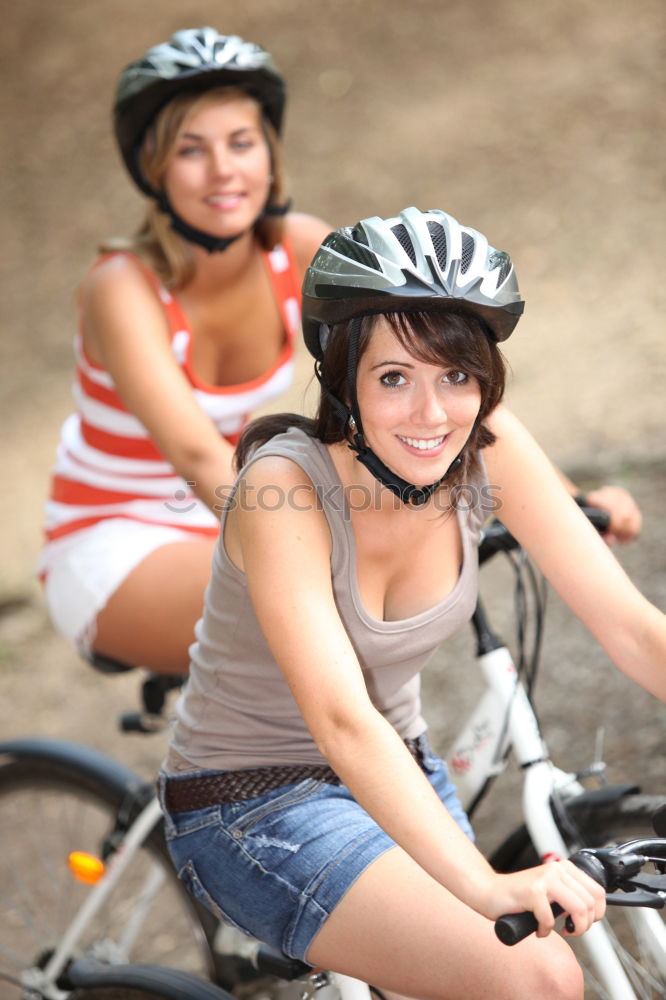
[87,651,137,674]
[84,652,184,732]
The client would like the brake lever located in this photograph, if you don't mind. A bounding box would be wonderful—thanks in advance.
[576,848,645,887]
[576,848,666,908]
[606,890,665,909]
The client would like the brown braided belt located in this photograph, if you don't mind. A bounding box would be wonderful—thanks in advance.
[164,736,428,813]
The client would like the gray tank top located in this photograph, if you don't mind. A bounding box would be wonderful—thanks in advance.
[166,427,487,772]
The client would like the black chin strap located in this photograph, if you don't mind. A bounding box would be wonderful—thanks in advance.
[156,192,292,255]
[351,441,462,507]
[314,319,463,508]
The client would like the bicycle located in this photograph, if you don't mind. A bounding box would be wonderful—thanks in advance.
[11,835,665,1000]
[1,507,664,999]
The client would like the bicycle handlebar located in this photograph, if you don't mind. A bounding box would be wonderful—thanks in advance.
[479,504,610,567]
[495,836,666,946]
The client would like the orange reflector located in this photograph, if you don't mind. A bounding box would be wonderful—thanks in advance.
[68,851,106,885]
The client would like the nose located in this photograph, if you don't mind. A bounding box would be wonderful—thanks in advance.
[209,143,234,179]
[411,385,448,427]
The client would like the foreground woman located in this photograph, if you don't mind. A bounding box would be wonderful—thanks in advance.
[160,207,665,999]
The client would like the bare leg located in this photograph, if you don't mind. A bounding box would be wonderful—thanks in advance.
[92,539,217,674]
[307,847,583,1000]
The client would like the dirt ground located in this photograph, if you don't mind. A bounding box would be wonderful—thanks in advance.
[1,0,664,852]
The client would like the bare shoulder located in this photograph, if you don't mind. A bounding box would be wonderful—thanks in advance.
[80,253,168,361]
[237,450,327,529]
[483,404,536,478]
[485,402,520,439]
[83,251,154,296]
[242,451,319,494]
[228,449,331,570]
[81,253,163,323]
[283,212,332,276]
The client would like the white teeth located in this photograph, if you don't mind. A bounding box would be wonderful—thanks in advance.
[399,435,445,451]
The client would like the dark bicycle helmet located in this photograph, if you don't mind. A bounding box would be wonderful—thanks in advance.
[303,206,524,358]
[113,28,288,252]
[115,27,286,197]
[302,207,525,505]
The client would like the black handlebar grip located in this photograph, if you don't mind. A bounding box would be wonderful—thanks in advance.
[495,903,564,946]
[494,851,608,945]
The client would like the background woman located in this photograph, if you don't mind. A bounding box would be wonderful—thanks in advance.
[38,28,330,673]
[159,208,665,999]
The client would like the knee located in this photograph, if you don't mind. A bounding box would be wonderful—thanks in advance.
[530,942,583,1000]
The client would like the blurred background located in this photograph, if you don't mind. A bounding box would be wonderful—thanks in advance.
[1,0,664,848]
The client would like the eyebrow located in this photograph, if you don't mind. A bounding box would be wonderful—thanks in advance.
[179,126,257,141]
[370,360,416,370]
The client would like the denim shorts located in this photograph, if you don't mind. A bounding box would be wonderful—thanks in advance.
[159,735,473,962]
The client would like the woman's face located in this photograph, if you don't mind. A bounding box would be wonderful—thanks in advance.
[162,96,272,237]
[354,318,482,486]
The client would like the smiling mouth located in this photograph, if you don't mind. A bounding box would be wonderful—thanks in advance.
[397,434,447,451]
[205,193,245,205]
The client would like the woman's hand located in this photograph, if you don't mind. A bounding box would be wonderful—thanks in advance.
[584,485,642,545]
[481,860,606,938]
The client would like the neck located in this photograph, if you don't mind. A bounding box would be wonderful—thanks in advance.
[185,229,260,290]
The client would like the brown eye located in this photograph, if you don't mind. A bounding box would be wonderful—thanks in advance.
[380,371,406,388]
[445,370,467,385]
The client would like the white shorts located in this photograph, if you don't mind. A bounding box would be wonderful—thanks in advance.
[39,519,212,656]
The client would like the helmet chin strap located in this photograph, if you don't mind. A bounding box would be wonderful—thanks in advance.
[349,432,462,507]
[156,191,291,255]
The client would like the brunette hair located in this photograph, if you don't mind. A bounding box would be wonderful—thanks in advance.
[236,308,507,490]
[100,87,287,287]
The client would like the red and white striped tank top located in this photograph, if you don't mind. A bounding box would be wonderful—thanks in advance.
[40,244,301,564]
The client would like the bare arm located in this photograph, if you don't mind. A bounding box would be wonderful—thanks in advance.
[485,407,666,697]
[497,406,642,543]
[81,255,235,514]
[553,467,642,544]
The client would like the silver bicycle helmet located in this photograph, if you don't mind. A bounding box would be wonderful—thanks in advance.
[303,206,524,359]
[115,27,286,198]
[302,207,524,505]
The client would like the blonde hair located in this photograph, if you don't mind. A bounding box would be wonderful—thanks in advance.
[100,87,287,288]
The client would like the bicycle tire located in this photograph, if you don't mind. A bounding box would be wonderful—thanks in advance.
[68,959,233,999]
[491,792,666,1000]
[0,743,217,995]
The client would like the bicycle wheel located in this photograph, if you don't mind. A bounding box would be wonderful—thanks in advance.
[0,748,216,996]
[491,792,666,1000]
[68,959,232,999]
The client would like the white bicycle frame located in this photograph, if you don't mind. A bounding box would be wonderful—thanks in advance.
[444,641,666,1000]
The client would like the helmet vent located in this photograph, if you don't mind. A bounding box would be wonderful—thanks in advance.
[489,250,512,287]
[350,225,370,247]
[460,232,475,274]
[327,231,379,271]
[426,222,448,271]
[392,224,417,266]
